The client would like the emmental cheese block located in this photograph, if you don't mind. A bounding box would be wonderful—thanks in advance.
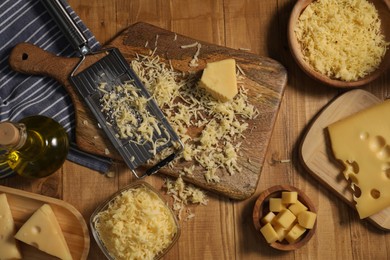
[198,59,238,102]
[14,204,72,260]
[327,100,390,219]
[0,193,22,260]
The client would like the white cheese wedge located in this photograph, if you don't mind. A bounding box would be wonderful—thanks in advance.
[0,193,22,260]
[198,59,238,102]
[327,100,390,218]
[14,204,72,260]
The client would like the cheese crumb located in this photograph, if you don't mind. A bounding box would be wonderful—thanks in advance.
[165,176,208,220]
[295,0,388,81]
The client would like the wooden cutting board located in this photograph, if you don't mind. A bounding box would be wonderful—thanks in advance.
[9,22,287,200]
[300,89,390,230]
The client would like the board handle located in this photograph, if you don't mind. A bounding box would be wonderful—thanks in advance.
[9,42,77,83]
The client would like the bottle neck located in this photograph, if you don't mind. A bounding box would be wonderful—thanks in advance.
[0,122,27,151]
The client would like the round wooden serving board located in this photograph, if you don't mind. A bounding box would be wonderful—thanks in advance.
[300,89,390,230]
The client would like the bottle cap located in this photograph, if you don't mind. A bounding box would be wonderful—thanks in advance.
[0,122,20,146]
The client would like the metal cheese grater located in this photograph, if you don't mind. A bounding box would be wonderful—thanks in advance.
[41,0,183,178]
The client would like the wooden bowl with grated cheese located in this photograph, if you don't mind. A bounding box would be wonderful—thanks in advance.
[288,0,390,88]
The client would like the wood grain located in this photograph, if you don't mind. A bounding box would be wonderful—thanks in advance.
[2,0,390,259]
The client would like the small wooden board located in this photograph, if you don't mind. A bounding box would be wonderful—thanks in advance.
[9,22,287,200]
[0,185,90,259]
[300,89,390,230]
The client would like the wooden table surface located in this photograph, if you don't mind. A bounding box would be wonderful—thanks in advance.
[2,0,390,259]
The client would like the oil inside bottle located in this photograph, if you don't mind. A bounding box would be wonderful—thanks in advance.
[0,115,69,178]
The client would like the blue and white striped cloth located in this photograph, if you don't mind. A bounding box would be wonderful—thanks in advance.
[0,0,112,178]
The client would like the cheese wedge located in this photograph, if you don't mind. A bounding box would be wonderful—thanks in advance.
[327,100,390,218]
[14,204,72,260]
[198,59,238,102]
[0,193,22,260]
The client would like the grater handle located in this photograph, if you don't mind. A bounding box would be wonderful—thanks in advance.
[41,0,90,56]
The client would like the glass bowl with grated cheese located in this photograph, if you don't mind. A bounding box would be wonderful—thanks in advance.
[90,181,180,260]
[288,0,390,88]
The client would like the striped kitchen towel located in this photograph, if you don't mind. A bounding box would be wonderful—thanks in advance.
[0,0,112,178]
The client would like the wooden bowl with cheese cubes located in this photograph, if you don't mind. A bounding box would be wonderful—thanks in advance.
[288,0,390,88]
[253,185,317,251]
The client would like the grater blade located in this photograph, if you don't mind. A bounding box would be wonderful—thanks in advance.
[69,48,183,178]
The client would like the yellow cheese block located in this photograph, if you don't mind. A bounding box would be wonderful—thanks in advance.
[0,194,22,260]
[198,59,238,102]
[14,204,72,260]
[328,100,390,219]
[297,211,317,229]
[259,223,279,243]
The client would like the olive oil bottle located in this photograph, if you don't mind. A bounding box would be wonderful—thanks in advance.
[0,115,69,178]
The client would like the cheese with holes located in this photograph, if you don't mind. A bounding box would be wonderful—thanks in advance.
[327,100,390,218]
[198,59,238,102]
[14,204,72,260]
[0,194,22,260]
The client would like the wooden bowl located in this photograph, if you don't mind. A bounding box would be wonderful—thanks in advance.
[252,185,317,251]
[288,0,390,88]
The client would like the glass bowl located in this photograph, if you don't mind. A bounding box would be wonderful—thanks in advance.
[90,181,180,259]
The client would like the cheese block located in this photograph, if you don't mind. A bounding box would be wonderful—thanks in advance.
[198,59,238,102]
[14,204,72,260]
[327,100,390,219]
[0,193,22,260]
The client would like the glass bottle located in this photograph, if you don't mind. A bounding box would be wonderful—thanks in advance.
[0,115,69,178]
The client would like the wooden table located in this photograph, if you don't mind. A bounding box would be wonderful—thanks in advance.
[2,0,390,259]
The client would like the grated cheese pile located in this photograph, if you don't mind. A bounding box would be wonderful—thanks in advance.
[165,175,209,220]
[295,0,388,81]
[98,80,170,155]
[93,185,177,260]
[131,53,259,183]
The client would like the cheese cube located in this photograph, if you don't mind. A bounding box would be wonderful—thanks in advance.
[261,211,276,224]
[269,198,286,212]
[285,224,306,244]
[273,224,289,242]
[298,211,317,229]
[282,191,298,204]
[259,223,279,243]
[198,59,238,102]
[273,209,296,229]
[0,194,22,260]
[288,200,308,216]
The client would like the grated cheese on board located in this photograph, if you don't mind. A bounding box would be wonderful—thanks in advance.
[131,52,259,183]
[93,185,177,260]
[295,0,388,81]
